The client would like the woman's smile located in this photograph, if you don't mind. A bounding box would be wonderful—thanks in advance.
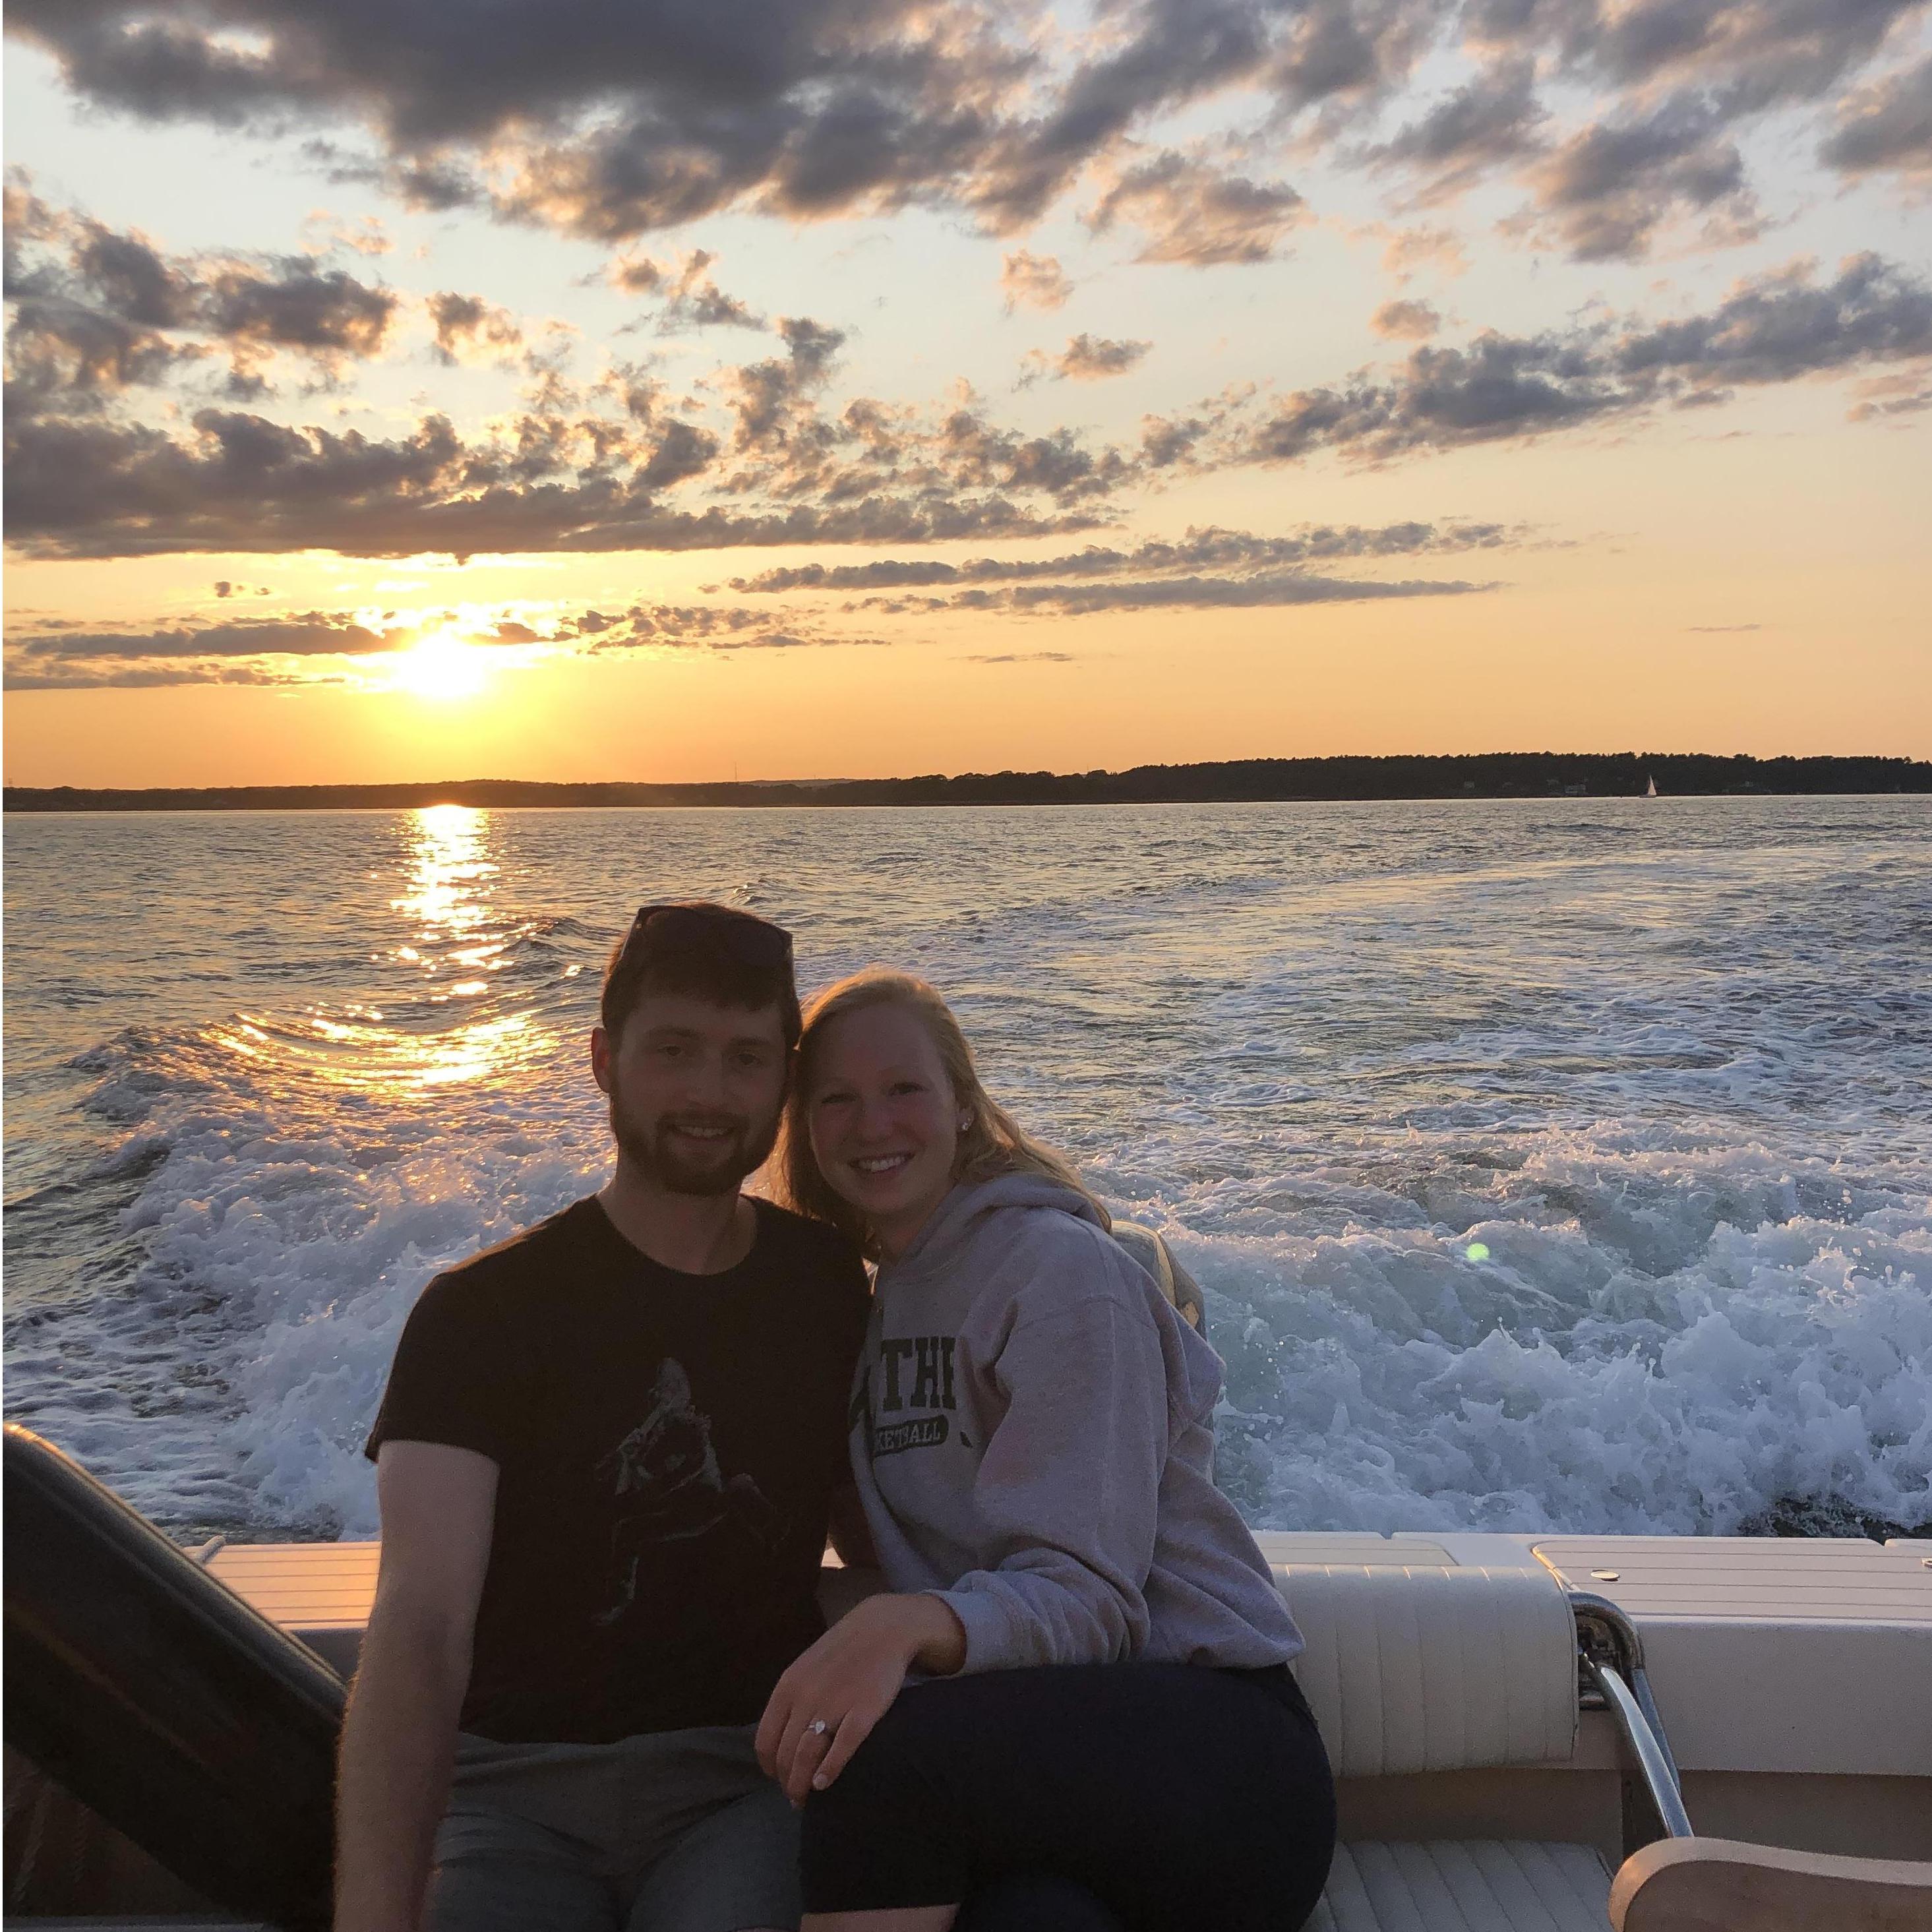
[808,1004,964,1255]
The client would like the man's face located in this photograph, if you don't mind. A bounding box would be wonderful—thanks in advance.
[593,990,789,1197]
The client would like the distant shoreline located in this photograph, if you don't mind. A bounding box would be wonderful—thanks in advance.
[6,752,1929,813]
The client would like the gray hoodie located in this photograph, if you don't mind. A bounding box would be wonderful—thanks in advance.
[851,1172,1304,1674]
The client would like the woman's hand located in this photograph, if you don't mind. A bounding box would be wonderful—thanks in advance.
[755,1592,966,1805]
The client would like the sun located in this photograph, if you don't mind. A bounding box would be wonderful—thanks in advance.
[390,631,490,701]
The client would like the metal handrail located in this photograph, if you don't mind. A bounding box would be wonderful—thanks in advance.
[1569,1589,1694,1846]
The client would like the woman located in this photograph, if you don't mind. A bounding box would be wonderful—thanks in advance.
[754,970,1335,1932]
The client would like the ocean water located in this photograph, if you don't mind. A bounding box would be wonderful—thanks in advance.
[4,799,1929,1544]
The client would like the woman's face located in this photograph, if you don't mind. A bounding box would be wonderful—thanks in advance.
[806,1002,963,1257]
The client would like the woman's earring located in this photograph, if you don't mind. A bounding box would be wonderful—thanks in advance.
[957,1116,971,1132]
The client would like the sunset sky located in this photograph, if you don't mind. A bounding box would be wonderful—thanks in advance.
[5,0,1929,786]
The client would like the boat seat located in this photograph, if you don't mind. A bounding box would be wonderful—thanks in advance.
[1281,1563,1614,1932]
[1312,1840,1612,1932]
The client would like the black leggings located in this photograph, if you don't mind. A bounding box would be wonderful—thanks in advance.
[799,1662,1336,1931]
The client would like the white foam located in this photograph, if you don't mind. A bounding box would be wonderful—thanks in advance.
[5,799,1929,1540]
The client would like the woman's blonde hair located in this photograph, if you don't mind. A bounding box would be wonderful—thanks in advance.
[773,967,1107,1254]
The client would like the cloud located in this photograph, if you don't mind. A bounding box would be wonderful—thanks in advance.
[1480,0,1921,115]
[1022,332,1153,384]
[428,291,524,365]
[1372,298,1441,340]
[2,595,884,687]
[857,569,1494,616]
[9,191,1147,562]
[2,398,1108,560]
[1085,152,1307,264]
[1685,622,1763,632]
[5,611,395,685]
[1523,96,1755,262]
[9,0,1921,266]
[1379,224,1470,283]
[5,189,401,405]
[1365,57,1547,200]
[613,249,766,332]
[727,518,1519,593]
[1000,250,1071,312]
[1241,253,1932,466]
[963,651,1075,663]
[1822,55,1932,179]
[300,211,394,257]
[1846,369,1932,419]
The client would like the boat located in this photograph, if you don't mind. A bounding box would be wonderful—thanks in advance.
[7,1417,1931,1930]
[1645,774,1658,799]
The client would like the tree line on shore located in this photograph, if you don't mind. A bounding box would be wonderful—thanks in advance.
[7,752,1928,813]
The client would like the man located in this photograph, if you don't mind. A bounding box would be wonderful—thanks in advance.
[336,903,869,1932]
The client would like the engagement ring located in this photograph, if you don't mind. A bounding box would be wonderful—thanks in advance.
[805,1718,830,1737]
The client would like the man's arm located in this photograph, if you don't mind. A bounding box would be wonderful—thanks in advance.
[334,1442,497,1932]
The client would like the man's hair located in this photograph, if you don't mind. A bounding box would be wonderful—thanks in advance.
[599,903,802,1048]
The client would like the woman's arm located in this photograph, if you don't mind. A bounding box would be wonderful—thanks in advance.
[755,1591,965,1803]
[936,1286,1171,1672]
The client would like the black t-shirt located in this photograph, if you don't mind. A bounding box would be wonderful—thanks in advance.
[365,1195,869,1744]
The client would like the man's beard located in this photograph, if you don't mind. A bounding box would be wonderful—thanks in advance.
[607,1077,780,1197]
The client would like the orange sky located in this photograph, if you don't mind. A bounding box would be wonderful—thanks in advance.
[6,7,1930,784]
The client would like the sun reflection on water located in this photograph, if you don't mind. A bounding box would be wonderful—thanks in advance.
[392,803,496,944]
[208,804,556,1099]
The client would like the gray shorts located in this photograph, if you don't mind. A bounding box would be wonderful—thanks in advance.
[427,1726,799,1932]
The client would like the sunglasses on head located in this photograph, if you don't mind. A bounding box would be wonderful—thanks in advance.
[619,901,794,972]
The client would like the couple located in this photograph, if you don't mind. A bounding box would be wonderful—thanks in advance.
[336,902,1335,1932]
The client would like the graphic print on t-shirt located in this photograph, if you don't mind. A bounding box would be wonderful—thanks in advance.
[598,1357,779,1624]
[365,1196,870,1741]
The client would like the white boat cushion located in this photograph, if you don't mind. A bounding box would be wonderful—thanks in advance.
[1282,1565,1579,1778]
[1310,1839,1613,1932]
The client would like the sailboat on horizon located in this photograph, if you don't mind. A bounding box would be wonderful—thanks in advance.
[1645,773,1659,798]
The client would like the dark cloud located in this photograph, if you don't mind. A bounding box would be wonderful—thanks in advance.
[1487,0,1923,116]
[1822,55,1932,178]
[5,660,317,690]
[613,249,766,332]
[9,185,1139,560]
[1087,152,1306,264]
[1524,96,1754,260]
[5,190,400,406]
[8,0,1919,267]
[1365,57,1547,198]
[204,262,397,363]
[3,402,1103,560]
[4,611,394,685]
[727,518,1517,591]
[856,568,1494,616]
[10,613,390,661]
[1242,252,1932,464]
[0,1,1307,250]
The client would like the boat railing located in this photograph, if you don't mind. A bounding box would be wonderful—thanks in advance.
[1568,1589,1695,1850]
